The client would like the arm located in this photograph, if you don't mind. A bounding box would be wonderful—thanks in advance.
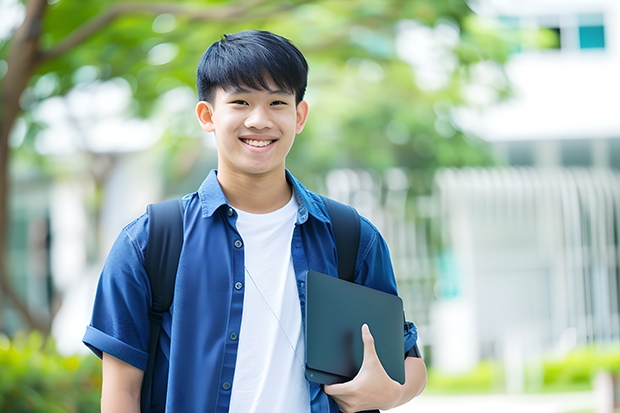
[101,352,144,413]
[324,324,427,412]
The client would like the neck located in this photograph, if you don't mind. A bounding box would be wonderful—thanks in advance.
[217,168,292,214]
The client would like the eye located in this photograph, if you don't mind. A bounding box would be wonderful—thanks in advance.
[270,100,287,106]
[231,100,248,106]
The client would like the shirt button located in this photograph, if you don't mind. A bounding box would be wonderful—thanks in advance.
[234,240,243,248]
[227,207,234,217]
[230,332,238,341]
[222,382,231,390]
[300,281,305,288]
[234,282,243,290]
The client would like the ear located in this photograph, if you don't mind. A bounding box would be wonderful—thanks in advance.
[295,100,309,134]
[196,101,215,132]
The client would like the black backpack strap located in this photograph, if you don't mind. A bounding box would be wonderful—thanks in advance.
[322,196,360,282]
[322,197,379,412]
[140,198,184,412]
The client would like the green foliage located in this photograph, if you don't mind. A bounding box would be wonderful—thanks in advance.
[0,332,101,413]
[284,6,509,184]
[426,360,501,395]
[3,0,514,195]
[425,346,620,395]
[541,346,620,392]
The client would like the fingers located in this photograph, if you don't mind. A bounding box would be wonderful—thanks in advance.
[323,382,343,395]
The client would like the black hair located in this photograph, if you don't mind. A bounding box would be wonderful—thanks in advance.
[196,30,308,104]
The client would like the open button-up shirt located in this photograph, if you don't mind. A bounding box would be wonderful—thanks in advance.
[83,169,418,412]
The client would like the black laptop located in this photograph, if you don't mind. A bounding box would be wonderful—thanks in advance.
[305,270,405,385]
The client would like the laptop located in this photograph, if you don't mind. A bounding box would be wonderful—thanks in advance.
[305,270,405,385]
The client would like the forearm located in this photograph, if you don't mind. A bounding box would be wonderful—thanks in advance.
[101,389,140,413]
[392,356,427,408]
[101,352,143,413]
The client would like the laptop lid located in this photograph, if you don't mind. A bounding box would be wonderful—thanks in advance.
[305,270,405,385]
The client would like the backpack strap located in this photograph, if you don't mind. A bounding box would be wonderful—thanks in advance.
[322,196,360,282]
[323,197,422,362]
[141,198,184,412]
[323,196,381,412]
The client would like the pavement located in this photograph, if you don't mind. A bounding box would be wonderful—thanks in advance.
[386,391,598,413]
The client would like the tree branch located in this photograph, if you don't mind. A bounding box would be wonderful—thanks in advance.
[39,0,281,62]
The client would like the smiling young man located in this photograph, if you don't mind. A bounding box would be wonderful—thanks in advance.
[83,30,426,413]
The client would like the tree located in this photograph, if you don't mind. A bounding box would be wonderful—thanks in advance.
[0,0,511,332]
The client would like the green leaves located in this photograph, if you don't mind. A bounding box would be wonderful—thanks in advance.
[0,332,101,412]
[7,0,512,192]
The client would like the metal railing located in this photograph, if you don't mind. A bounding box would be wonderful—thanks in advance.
[435,167,620,356]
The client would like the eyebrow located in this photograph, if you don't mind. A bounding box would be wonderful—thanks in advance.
[227,86,293,96]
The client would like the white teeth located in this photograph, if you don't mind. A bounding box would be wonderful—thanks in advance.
[243,139,273,147]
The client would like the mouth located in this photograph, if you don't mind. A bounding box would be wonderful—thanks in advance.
[241,138,275,148]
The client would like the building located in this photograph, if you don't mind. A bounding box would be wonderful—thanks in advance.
[431,0,620,381]
[457,0,620,168]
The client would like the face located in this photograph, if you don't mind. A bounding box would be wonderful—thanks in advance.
[196,83,309,179]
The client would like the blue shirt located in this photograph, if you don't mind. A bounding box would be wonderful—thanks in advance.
[83,169,418,412]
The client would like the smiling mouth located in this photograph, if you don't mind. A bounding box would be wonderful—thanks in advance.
[241,139,275,148]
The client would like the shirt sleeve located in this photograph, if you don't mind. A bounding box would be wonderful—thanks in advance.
[356,216,419,355]
[82,215,152,370]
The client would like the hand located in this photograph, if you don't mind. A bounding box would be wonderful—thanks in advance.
[323,324,402,413]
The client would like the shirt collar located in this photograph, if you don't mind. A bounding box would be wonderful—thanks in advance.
[197,170,228,218]
[197,169,329,224]
[286,169,329,225]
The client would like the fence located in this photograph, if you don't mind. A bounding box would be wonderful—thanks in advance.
[323,168,436,330]
[434,167,620,366]
[325,167,620,373]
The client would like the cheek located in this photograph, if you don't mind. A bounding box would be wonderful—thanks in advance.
[278,114,299,134]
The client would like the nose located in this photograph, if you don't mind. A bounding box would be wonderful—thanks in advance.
[244,106,273,130]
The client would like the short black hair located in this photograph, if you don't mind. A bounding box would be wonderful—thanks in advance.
[196,30,308,104]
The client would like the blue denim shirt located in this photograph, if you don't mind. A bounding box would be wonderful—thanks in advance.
[83,169,418,412]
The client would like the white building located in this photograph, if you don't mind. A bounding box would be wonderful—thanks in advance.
[431,0,620,380]
[457,0,620,167]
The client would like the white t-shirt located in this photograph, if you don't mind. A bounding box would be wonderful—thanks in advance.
[229,195,310,413]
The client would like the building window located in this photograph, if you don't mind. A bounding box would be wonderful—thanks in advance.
[578,14,605,49]
[498,12,606,53]
[508,142,535,166]
[538,15,562,50]
[546,27,562,49]
[561,140,592,167]
[609,139,620,170]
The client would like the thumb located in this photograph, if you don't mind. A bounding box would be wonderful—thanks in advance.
[361,324,378,361]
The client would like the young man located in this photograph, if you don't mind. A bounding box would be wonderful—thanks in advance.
[83,30,426,413]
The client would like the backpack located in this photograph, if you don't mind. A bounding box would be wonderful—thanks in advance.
[140,196,360,412]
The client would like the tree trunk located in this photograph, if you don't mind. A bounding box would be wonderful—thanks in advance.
[0,0,49,333]
[0,0,290,334]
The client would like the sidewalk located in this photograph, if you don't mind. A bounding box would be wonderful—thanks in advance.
[388,391,597,413]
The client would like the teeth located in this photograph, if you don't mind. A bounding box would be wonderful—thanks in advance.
[243,139,273,147]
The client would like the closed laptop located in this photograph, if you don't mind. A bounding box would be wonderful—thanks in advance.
[305,270,405,385]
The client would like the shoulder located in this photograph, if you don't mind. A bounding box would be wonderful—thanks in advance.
[119,212,149,265]
[120,193,198,262]
[359,214,382,245]
[357,213,389,259]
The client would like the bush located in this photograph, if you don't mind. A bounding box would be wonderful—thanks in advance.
[0,331,101,413]
[424,345,620,395]
[541,346,620,392]
[425,360,502,394]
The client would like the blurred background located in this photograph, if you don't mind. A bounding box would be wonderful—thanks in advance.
[1,0,619,411]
